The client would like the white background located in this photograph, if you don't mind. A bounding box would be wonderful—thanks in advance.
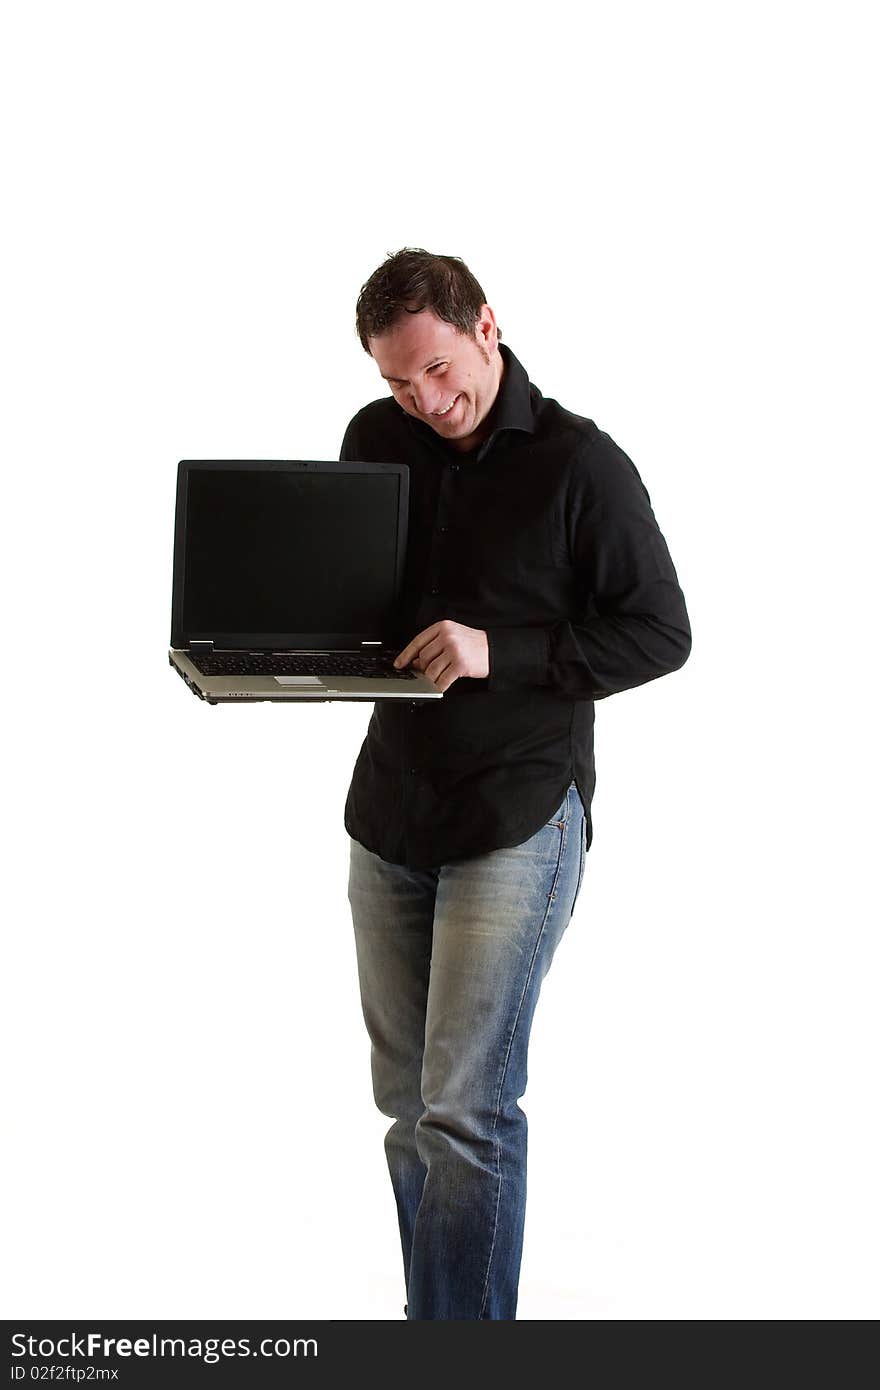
[3,0,877,1320]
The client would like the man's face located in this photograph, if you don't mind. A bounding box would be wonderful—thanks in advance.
[368,305,504,453]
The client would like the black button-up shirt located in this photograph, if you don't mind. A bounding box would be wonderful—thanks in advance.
[338,341,692,869]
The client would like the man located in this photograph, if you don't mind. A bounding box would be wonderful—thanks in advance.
[339,248,691,1319]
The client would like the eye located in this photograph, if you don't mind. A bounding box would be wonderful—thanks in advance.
[388,364,447,387]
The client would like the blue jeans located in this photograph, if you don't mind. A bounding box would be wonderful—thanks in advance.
[347,780,588,1320]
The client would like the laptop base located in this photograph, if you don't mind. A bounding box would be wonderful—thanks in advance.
[169,650,441,703]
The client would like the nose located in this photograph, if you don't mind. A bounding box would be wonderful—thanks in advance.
[412,388,446,417]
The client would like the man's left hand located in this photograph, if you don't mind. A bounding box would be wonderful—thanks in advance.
[393,619,489,693]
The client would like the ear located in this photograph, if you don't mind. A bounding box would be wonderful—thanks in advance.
[475,304,499,350]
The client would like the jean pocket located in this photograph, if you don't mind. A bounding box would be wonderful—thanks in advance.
[545,782,574,827]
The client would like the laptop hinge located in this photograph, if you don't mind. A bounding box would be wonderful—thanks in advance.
[188,640,214,652]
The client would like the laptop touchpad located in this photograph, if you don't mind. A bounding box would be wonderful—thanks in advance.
[274,676,326,685]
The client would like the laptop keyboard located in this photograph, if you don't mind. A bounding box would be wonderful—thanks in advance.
[188,651,417,680]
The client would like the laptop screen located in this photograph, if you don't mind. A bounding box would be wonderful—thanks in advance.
[171,462,407,647]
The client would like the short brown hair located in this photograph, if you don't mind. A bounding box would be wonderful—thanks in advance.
[355,247,501,355]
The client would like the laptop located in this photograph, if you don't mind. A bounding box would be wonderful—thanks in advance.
[168,459,442,703]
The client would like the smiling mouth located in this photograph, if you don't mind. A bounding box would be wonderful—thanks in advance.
[429,394,460,418]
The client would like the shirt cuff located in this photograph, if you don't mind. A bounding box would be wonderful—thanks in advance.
[485,626,551,690]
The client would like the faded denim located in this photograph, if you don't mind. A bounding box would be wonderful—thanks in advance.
[347,779,587,1319]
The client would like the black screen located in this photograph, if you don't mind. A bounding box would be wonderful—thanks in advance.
[181,468,401,637]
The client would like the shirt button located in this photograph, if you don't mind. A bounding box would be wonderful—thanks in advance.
[409,767,418,774]
[439,524,448,532]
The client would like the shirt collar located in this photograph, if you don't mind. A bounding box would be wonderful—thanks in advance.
[398,341,536,453]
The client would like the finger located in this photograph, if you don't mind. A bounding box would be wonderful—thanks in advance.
[425,653,455,689]
[393,624,436,668]
[435,666,457,693]
[415,636,445,669]
[398,630,443,670]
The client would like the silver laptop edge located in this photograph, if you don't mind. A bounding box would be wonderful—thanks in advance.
[168,647,441,703]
